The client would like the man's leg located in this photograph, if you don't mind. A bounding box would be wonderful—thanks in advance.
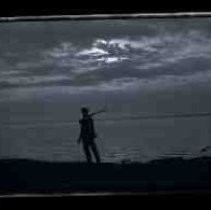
[91,142,101,163]
[83,143,92,163]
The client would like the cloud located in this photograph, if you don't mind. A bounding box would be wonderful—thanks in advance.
[77,47,109,56]
[1,20,211,94]
[43,42,76,58]
[0,75,71,89]
[96,56,129,64]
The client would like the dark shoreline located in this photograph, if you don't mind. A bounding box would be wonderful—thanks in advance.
[0,156,210,195]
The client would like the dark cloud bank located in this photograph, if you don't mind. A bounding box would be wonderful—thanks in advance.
[0,18,211,122]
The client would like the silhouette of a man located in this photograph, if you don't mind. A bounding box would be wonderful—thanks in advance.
[77,107,101,163]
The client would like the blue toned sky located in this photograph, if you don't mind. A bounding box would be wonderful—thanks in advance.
[0,18,211,122]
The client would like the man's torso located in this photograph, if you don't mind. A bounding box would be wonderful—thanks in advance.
[79,116,96,142]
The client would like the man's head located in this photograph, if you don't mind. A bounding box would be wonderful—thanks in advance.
[81,107,89,117]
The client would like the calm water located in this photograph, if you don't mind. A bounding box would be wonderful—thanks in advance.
[0,117,211,163]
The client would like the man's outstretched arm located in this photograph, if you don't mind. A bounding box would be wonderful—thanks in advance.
[89,109,106,117]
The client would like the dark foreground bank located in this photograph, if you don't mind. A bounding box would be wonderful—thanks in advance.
[0,157,211,195]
